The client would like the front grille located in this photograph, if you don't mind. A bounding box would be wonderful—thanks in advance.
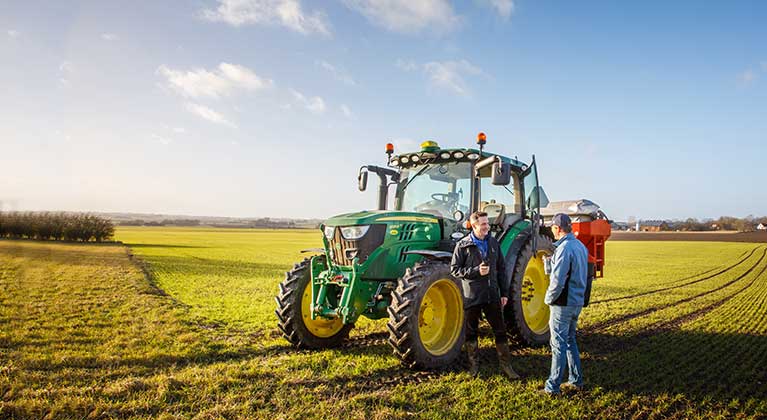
[398,223,417,241]
[329,224,386,266]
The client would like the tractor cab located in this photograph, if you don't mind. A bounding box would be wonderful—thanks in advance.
[359,136,550,242]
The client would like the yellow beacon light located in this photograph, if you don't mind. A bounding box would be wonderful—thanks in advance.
[477,132,487,145]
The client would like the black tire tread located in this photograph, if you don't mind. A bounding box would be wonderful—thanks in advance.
[275,257,353,349]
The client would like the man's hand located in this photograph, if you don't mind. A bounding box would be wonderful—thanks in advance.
[501,297,508,307]
[479,261,490,276]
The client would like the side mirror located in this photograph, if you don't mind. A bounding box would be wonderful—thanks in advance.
[528,186,550,209]
[357,168,368,192]
[491,162,511,185]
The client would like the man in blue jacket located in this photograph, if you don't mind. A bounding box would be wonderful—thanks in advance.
[542,213,589,395]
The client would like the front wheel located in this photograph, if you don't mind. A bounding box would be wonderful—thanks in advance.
[275,257,353,348]
[387,262,465,369]
[506,234,555,346]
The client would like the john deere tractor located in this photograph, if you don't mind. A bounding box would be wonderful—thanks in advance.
[275,134,555,368]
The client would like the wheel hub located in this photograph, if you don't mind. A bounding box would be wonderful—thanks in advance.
[521,251,550,335]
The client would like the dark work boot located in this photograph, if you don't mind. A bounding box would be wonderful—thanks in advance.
[465,340,479,376]
[496,342,521,380]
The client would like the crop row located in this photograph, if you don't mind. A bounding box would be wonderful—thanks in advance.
[583,246,765,333]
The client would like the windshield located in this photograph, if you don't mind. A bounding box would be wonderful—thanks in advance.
[396,162,471,219]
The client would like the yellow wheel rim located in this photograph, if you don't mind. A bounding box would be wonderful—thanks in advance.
[521,251,550,335]
[301,281,344,338]
[418,278,464,356]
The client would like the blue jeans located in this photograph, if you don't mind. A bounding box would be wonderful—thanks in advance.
[544,305,583,393]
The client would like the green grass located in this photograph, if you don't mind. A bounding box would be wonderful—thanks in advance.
[1,228,766,419]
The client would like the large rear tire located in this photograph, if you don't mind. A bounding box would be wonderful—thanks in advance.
[387,262,465,369]
[275,257,353,349]
[506,234,555,346]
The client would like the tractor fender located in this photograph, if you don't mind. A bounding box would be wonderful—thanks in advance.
[501,222,533,285]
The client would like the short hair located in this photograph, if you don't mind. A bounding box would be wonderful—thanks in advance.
[470,211,488,223]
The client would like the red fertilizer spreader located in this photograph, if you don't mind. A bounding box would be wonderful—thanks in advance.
[541,199,612,278]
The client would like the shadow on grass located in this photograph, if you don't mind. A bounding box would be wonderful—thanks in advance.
[256,328,767,403]
[137,254,291,278]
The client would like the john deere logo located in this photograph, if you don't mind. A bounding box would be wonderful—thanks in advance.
[335,243,342,250]
[390,229,399,236]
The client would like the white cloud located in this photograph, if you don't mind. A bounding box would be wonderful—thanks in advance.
[202,0,331,36]
[484,0,514,20]
[290,89,326,114]
[157,62,272,98]
[397,58,486,96]
[340,104,353,118]
[184,103,237,127]
[151,134,173,145]
[423,60,484,95]
[395,58,419,72]
[7,30,19,38]
[738,69,756,85]
[58,61,74,87]
[316,60,356,85]
[173,127,186,134]
[101,33,119,41]
[59,61,74,74]
[343,0,460,34]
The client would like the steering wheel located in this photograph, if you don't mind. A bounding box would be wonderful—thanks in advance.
[431,193,456,203]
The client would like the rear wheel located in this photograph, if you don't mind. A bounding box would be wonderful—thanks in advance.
[275,257,353,348]
[387,262,465,369]
[506,234,555,346]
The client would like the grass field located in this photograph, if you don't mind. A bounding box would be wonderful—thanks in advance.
[1,227,766,419]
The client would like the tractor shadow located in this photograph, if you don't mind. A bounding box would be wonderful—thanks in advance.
[134,254,288,278]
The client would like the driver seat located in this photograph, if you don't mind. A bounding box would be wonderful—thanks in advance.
[481,200,506,227]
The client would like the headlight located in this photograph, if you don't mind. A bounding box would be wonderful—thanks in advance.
[324,226,335,240]
[439,152,451,159]
[411,154,420,162]
[340,225,370,240]
[467,153,479,160]
[400,156,410,164]
[453,151,465,159]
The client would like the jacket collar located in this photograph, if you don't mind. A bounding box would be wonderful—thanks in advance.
[457,232,494,248]
[554,232,575,247]
[456,234,477,248]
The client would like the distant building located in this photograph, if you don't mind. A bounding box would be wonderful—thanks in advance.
[638,220,669,232]
[758,223,766,231]
[611,221,630,231]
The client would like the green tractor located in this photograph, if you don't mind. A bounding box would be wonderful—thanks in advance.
[275,134,554,368]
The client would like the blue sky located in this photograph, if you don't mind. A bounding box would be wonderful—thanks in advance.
[1,1,765,221]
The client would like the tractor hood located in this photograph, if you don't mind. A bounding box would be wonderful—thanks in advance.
[323,210,441,227]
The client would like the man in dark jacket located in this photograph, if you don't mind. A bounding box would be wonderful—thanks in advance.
[450,211,520,379]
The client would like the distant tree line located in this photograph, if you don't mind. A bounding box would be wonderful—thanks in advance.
[0,212,114,242]
[675,216,767,232]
